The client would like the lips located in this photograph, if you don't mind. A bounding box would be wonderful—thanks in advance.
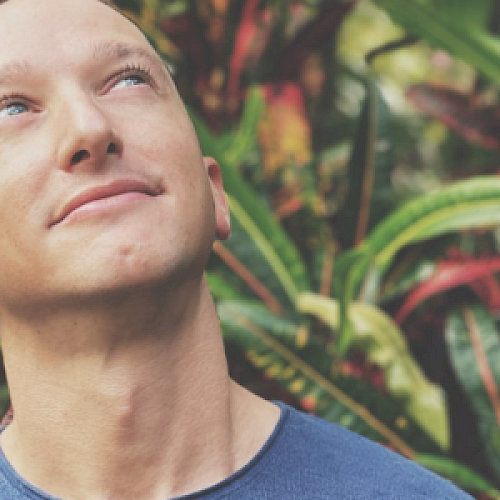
[51,179,163,226]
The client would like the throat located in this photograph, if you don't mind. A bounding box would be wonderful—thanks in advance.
[1,357,236,500]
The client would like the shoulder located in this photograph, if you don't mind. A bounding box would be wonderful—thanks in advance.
[256,402,473,499]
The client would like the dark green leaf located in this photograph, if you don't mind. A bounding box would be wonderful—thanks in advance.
[446,303,500,481]
[373,0,500,81]
[416,453,500,498]
[336,79,395,248]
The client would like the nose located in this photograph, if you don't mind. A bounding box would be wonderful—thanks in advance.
[56,91,123,171]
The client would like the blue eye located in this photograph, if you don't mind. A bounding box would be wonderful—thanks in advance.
[0,101,28,118]
[110,64,155,92]
[113,74,146,90]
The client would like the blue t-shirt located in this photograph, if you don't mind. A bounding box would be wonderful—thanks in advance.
[0,402,472,499]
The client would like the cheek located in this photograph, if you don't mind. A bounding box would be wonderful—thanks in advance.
[0,134,55,237]
[0,161,47,259]
[131,106,203,169]
[0,226,52,308]
[133,118,213,224]
[0,145,64,303]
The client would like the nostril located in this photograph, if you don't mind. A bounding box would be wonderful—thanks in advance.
[68,140,119,168]
[71,150,90,165]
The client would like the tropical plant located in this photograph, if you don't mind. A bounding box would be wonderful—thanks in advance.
[94,0,500,497]
[199,103,500,496]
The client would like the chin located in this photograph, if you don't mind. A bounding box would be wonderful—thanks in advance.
[94,246,207,296]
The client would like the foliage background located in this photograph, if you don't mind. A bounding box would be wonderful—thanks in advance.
[105,0,500,498]
[1,0,493,497]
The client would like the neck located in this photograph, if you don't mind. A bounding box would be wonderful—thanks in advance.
[0,277,278,499]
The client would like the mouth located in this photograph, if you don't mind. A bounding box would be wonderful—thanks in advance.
[51,179,163,227]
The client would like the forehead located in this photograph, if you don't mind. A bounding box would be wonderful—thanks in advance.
[0,0,152,70]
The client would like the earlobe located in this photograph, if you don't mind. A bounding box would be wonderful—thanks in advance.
[204,157,231,240]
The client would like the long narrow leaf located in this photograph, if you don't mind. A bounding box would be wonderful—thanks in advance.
[416,453,500,498]
[369,177,500,271]
[223,86,266,167]
[212,241,283,314]
[227,0,271,102]
[335,176,500,352]
[396,258,500,324]
[374,0,500,82]
[446,303,500,481]
[336,79,395,248]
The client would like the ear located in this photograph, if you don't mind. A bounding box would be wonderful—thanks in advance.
[204,157,230,240]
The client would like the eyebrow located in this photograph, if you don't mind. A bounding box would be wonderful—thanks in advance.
[0,41,170,87]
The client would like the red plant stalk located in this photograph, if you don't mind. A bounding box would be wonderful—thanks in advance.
[212,241,283,315]
[463,306,500,430]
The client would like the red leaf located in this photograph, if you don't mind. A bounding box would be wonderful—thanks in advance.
[470,274,500,311]
[261,82,308,114]
[396,258,500,324]
[258,83,312,176]
[407,83,500,151]
[228,0,275,103]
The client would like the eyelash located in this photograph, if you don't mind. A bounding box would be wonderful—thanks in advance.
[111,63,156,88]
[0,94,30,113]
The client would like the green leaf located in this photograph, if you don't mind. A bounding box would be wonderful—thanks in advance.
[225,192,308,306]
[446,303,500,482]
[114,0,144,16]
[0,385,9,418]
[188,85,264,170]
[373,0,500,81]
[218,299,442,457]
[191,90,311,308]
[367,176,500,272]
[206,272,246,302]
[336,79,395,248]
[416,453,500,498]
[334,176,500,352]
[223,87,266,168]
[377,236,459,305]
[296,292,449,450]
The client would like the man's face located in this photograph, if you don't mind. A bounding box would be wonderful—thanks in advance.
[0,0,229,313]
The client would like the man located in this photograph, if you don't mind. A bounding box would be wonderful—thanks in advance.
[0,0,472,498]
